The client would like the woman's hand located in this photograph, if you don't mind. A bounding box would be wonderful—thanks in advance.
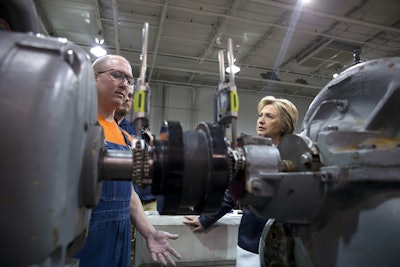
[183,215,204,232]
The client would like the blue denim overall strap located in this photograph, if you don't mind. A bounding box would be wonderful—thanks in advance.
[76,128,133,267]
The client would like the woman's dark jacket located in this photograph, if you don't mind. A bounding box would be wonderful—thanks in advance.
[198,189,268,254]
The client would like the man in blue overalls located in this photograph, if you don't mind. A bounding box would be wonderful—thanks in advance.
[75,54,182,267]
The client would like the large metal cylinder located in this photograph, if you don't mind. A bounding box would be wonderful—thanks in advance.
[151,121,229,214]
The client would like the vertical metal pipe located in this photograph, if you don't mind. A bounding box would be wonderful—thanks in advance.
[112,0,120,54]
[140,22,149,85]
[227,38,235,84]
[218,50,225,83]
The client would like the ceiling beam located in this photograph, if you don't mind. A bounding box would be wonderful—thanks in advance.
[239,10,291,66]
[149,79,316,100]
[279,1,369,77]
[148,0,168,83]
[188,0,241,84]
[250,0,400,34]
[128,0,376,48]
[196,0,241,63]
[131,63,322,91]
[73,41,332,82]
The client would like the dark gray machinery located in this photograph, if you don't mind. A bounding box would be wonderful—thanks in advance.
[0,2,227,265]
[145,56,400,267]
[247,57,400,267]
[1,1,400,266]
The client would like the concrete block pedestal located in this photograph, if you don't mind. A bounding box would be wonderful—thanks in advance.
[133,213,242,267]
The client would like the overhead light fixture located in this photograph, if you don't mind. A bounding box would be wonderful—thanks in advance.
[333,73,339,78]
[90,38,107,57]
[225,65,240,74]
[90,45,107,57]
[225,57,240,74]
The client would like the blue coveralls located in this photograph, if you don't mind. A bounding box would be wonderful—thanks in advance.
[76,132,132,267]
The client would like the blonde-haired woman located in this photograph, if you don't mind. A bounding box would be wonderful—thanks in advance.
[256,95,298,145]
[184,96,298,267]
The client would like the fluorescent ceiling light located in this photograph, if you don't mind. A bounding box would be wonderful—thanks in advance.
[226,65,240,74]
[90,45,107,57]
[90,37,106,57]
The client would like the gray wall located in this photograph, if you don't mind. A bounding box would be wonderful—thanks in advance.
[144,84,314,138]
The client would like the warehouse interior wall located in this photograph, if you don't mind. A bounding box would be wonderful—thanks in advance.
[144,84,314,138]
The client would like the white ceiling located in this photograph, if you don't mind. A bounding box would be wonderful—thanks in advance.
[33,0,400,98]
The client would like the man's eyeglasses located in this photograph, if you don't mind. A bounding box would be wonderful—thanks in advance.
[97,69,135,87]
